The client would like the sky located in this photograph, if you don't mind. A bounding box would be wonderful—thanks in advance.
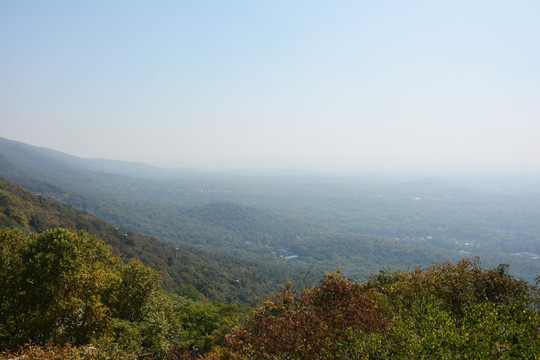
[1,1,539,173]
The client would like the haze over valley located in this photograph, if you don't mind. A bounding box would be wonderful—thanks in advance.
[1,137,538,285]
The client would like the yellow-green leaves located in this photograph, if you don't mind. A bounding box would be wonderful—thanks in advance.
[0,227,182,357]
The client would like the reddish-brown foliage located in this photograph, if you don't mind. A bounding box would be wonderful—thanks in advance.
[217,271,389,359]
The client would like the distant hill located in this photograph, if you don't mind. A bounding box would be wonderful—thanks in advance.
[0,177,293,304]
[0,136,173,178]
[0,137,175,203]
[2,137,537,284]
[0,137,318,255]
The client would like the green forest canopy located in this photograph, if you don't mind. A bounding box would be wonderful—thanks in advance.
[1,227,538,359]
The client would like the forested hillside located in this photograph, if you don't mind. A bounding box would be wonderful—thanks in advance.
[2,228,538,359]
[1,137,538,282]
[0,177,295,303]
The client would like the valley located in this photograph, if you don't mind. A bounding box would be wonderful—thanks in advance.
[1,137,538,286]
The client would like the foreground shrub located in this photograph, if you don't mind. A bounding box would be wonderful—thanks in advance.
[211,271,389,359]
[0,228,182,357]
[208,261,539,359]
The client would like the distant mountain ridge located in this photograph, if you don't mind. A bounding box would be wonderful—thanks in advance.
[0,137,317,250]
[0,136,169,178]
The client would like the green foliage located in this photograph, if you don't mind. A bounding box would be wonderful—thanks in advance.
[21,228,120,346]
[172,296,246,353]
[0,228,27,345]
[386,297,540,359]
[380,258,532,318]
[177,284,206,302]
[111,261,162,322]
[373,259,540,359]
[0,177,293,304]
[287,232,458,280]
[209,261,539,359]
[0,228,118,348]
[1,225,538,360]
[0,228,182,357]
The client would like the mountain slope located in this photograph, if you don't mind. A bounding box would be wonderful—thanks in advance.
[2,137,537,283]
[0,177,293,304]
[0,137,319,258]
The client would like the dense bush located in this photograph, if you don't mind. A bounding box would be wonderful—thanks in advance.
[1,226,537,359]
[0,228,181,357]
[212,271,388,359]
[207,261,539,359]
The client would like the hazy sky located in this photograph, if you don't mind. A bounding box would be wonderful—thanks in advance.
[1,1,539,173]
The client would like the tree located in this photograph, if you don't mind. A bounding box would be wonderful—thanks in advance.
[210,260,539,360]
[13,228,121,346]
[0,228,28,347]
[362,259,539,359]
[380,258,532,318]
[0,227,183,357]
[213,271,389,360]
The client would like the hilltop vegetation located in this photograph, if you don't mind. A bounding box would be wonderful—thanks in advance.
[0,228,245,358]
[211,259,539,360]
[1,227,538,359]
